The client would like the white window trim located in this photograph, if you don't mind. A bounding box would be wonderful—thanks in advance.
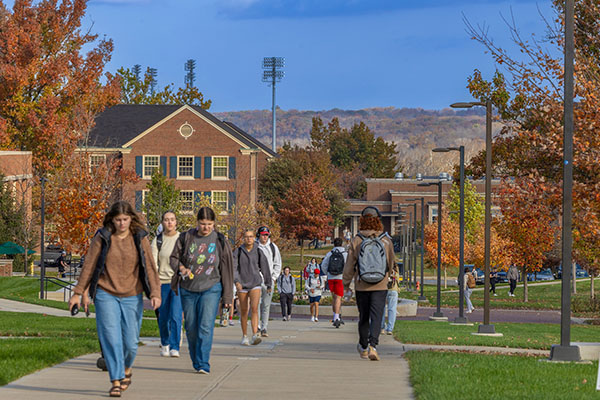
[142,189,149,209]
[89,154,106,173]
[177,155,194,180]
[211,190,229,215]
[180,190,194,214]
[211,156,229,181]
[142,155,160,179]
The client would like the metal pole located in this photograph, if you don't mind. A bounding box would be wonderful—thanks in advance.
[271,63,277,153]
[455,146,468,323]
[412,203,417,292]
[402,224,407,287]
[418,197,426,301]
[39,177,46,299]
[408,211,413,290]
[550,0,580,361]
[433,183,444,318]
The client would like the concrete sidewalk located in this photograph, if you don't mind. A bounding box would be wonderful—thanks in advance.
[0,316,414,399]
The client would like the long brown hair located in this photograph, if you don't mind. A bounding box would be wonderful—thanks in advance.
[103,201,146,234]
[359,215,383,232]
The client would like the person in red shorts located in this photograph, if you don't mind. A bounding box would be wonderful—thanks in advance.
[320,237,348,328]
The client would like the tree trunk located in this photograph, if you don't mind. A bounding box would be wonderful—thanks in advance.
[522,266,528,302]
[24,250,28,277]
[591,275,595,300]
[572,260,577,294]
[300,239,304,266]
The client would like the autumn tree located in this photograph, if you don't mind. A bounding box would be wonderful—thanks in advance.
[117,66,211,108]
[446,180,485,244]
[142,168,181,237]
[177,194,229,234]
[0,0,120,174]
[231,202,282,248]
[278,176,333,265]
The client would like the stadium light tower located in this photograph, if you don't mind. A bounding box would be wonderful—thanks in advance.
[184,59,196,87]
[262,57,285,152]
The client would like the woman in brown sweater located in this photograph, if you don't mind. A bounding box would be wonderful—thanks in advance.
[69,201,161,398]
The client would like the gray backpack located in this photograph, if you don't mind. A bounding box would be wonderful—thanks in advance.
[357,233,387,283]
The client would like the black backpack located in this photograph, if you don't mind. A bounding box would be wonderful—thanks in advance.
[328,249,345,275]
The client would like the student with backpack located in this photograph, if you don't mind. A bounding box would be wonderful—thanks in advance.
[277,266,295,320]
[464,267,476,313]
[305,266,324,322]
[321,237,347,328]
[256,226,282,338]
[343,206,396,361]
[151,211,182,358]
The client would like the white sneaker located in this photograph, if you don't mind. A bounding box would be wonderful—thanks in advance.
[160,345,170,357]
[169,349,180,357]
[314,317,318,322]
[287,315,291,320]
[493,293,497,296]
[241,336,250,346]
[251,334,262,346]
[311,316,315,322]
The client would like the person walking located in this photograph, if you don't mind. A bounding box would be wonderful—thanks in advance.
[305,265,324,322]
[234,229,271,346]
[507,264,519,297]
[256,226,282,337]
[277,266,295,320]
[303,257,319,280]
[343,206,396,361]
[381,268,400,335]
[321,237,347,328]
[151,211,182,358]
[170,207,234,375]
[489,267,497,296]
[69,201,161,398]
[464,267,475,313]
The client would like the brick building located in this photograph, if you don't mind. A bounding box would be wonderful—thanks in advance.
[0,150,33,218]
[86,104,276,214]
[342,175,500,237]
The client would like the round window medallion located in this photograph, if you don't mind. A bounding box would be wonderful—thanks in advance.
[178,122,194,139]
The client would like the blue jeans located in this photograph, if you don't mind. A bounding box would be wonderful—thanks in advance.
[180,283,222,372]
[158,283,182,350]
[381,290,399,332]
[259,283,273,331]
[95,288,143,382]
[465,288,474,311]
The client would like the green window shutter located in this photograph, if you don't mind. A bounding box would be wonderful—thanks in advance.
[228,157,236,179]
[160,156,167,176]
[135,191,142,211]
[135,156,142,177]
[228,191,236,212]
[204,157,212,179]
[194,157,202,179]
[169,156,177,178]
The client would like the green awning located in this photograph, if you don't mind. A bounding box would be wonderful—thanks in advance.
[0,241,35,255]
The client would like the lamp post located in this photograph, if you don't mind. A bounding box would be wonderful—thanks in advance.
[398,204,413,290]
[550,0,580,361]
[450,101,495,333]
[406,197,426,301]
[39,177,47,299]
[433,147,467,323]
[418,181,446,320]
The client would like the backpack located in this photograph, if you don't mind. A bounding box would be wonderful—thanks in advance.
[328,249,345,275]
[467,273,476,288]
[357,233,388,284]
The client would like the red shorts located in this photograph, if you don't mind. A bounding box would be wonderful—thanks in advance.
[328,279,344,297]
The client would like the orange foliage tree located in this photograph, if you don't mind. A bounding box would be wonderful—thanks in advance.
[278,176,333,265]
[46,152,138,255]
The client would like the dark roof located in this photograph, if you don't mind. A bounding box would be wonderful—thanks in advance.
[88,104,277,157]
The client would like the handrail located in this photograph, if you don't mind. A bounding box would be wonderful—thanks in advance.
[43,276,76,302]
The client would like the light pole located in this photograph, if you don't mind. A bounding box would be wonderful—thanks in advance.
[398,204,413,290]
[39,177,47,299]
[406,197,426,301]
[262,57,285,152]
[418,181,446,320]
[450,101,495,333]
[433,147,468,323]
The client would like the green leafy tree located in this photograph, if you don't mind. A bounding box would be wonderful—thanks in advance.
[117,66,211,108]
[446,180,485,244]
[142,169,181,237]
[178,194,229,234]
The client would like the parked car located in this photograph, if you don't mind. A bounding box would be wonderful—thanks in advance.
[527,268,555,282]
[495,271,508,283]
[555,264,590,279]
[42,244,70,268]
[473,268,485,285]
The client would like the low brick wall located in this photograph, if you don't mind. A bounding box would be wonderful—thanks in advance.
[0,261,13,277]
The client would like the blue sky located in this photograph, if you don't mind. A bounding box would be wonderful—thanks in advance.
[22,1,560,112]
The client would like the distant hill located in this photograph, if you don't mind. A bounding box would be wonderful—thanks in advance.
[214,107,496,176]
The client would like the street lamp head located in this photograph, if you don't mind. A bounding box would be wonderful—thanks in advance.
[451,101,486,108]
[432,147,450,153]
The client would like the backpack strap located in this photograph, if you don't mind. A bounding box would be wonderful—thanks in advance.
[269,242,276,262]
[156,232,163,252]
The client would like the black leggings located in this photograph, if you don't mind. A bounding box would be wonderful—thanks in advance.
[280,292,293,317]
[489,278,496,294]
[509,279,517,294]
[356,290,387,349]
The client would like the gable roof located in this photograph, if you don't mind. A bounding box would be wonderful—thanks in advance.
[87,104,277,157]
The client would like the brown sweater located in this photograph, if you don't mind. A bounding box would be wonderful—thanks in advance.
[74,233,161,299]
[342,229,397,292]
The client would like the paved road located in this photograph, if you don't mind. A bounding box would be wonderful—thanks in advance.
[0,314,414,399]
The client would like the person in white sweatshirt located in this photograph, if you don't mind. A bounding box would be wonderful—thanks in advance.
[305,266,324,322]
[256,226,282,337]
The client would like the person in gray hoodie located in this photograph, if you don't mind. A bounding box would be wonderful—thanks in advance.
[277,266,295,320]
[233,230,271,346]
[507,264,519,297]
[256,226,282,337]
[321,237,348,328]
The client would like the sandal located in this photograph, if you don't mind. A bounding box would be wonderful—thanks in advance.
[120,372,132,391]
[109,384,121,398]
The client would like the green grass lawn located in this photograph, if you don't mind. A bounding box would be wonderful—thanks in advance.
[0,311,160,385]
[406,350,598,400]
[394,320,600,350]
[400,278,599,315]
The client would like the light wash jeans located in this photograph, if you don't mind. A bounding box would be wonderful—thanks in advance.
[158,283,182,351]
[95,288,143,382]
[465,287,474,311]
[259,283,273,331]
[381,290,399,332]
[180,283,222,372]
